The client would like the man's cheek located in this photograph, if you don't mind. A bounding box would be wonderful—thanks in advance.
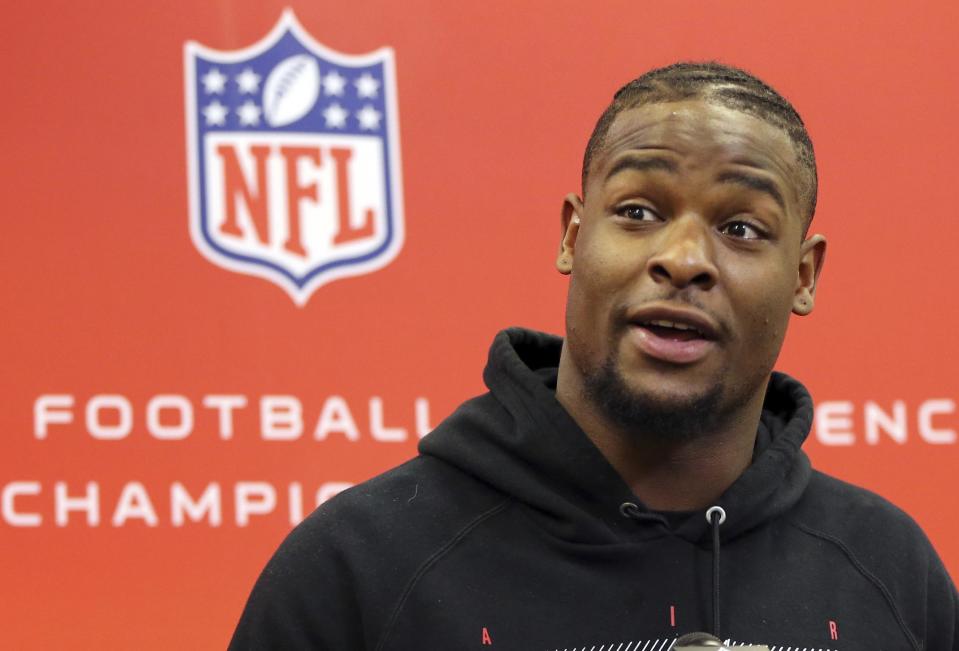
[728,297,782,352]
[570,265,607,314]
[752,305,790,360]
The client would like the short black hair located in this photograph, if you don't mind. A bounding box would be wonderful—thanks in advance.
[582,62,818,227]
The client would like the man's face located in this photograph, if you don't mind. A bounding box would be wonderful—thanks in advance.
[558,99,825,432]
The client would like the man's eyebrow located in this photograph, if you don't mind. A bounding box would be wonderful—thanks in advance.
[716,170,786,212]
[604,155,678,181]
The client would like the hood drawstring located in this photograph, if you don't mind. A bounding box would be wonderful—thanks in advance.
[618,501,668,525]
[619,502,727,638]
[705,505,726,638]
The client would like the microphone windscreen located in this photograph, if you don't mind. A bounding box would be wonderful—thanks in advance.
[675,632,724,647]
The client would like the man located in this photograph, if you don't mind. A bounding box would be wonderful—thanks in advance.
[230,62,958,649]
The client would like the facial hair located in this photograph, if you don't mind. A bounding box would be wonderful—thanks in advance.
[582,355,727,443]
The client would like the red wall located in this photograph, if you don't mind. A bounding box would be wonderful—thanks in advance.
[3,1,958,648]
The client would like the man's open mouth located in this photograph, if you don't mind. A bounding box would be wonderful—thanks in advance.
[626,306,720,364]
[636,319,706,341]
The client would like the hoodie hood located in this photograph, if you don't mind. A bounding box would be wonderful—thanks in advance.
[419,327,814,545]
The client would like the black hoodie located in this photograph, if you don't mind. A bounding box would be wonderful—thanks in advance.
[230,329,958,650]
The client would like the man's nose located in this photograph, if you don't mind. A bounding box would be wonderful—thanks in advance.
[645,215,718,290]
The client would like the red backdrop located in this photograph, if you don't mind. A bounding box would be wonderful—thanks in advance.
[3,1,958,648]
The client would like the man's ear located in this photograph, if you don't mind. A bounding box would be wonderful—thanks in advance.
[556,194,583,275]
[793,234,827,315]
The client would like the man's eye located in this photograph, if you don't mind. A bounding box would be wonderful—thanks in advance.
[618,205,659,221]
[721,221,764,240]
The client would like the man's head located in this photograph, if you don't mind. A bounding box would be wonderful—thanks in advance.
[582,62,818,232]
[555,62,826,441]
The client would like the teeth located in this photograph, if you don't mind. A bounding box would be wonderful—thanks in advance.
[644,319,701,334]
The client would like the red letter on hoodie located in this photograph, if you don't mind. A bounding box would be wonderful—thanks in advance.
[482,627,492,645]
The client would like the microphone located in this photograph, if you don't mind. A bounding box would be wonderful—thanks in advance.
[674,632,770,650]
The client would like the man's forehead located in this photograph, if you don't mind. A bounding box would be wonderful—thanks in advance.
[589,99,806,215]
[599,100,800,172]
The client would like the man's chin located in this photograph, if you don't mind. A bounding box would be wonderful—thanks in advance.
[583,358,725,442]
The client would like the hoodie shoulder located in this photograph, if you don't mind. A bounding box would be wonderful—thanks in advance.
[229,455,510,650]
[787,470,957,650]
[306,454,511,564]
[795,470,925,535]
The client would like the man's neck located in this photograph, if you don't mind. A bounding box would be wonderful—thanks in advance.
[556,353,767,513]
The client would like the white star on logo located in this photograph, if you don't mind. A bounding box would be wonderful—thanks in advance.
[354,73,380,98]
[236,68,261,94]
[202,100,228,126]
[322,71,347,96]
[236,100,262,126]
[201,68,227,94]
[356,104,382,130]
[323,103,348,128]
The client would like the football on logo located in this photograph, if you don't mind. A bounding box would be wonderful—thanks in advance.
[183,10,404,305]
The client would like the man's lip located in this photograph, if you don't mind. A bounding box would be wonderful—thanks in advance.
[628,326,716,364]
[626,304,721,341]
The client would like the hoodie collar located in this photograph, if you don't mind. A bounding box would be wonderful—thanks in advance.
[419,328,813,544]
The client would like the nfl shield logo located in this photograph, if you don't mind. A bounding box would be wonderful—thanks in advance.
[184,10,404,305]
